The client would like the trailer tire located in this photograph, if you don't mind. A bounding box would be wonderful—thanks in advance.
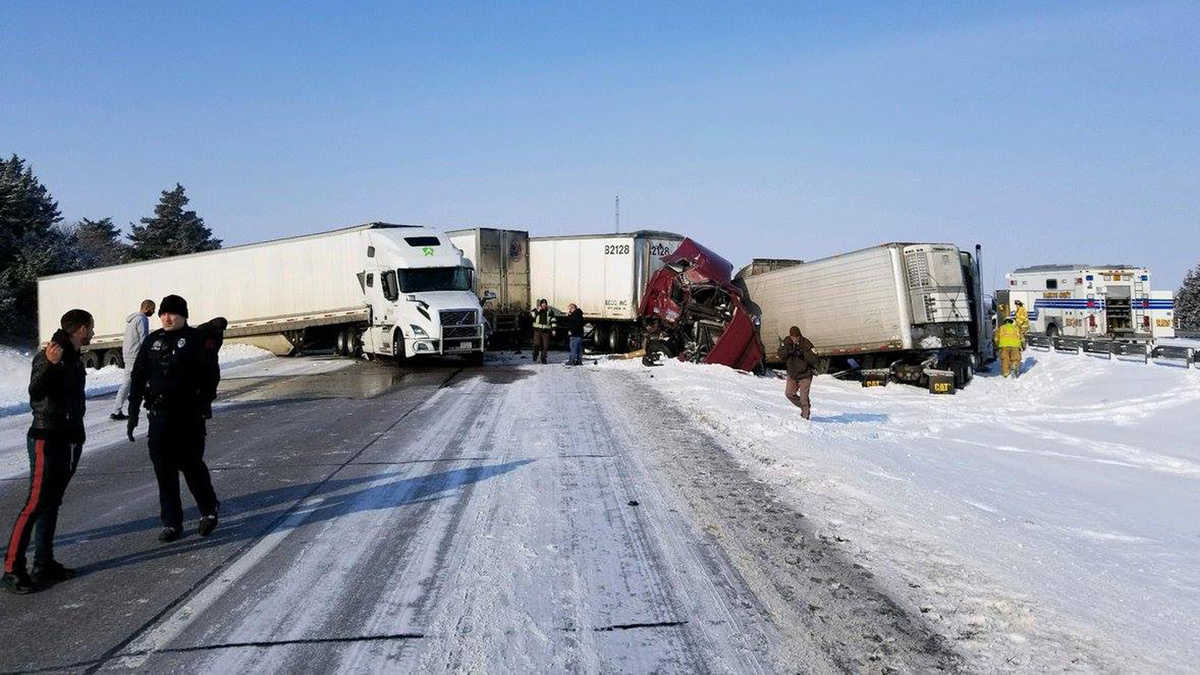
[335,329,349,356]
[82,350,100,370]
[593,324,609,353]
[103,349,123,369]
[608,325,625,353]
[1046,323,1059,338]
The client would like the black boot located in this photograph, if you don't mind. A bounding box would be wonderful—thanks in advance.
[30,561,76,586]
[197,514,218,537]
[158,526,182,542]
[1,570,37,594]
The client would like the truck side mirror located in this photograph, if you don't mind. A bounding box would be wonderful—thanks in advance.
[482,290,497,303]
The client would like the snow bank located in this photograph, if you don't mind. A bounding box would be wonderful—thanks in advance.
[601,352,1200,670]
[0,343,275,414]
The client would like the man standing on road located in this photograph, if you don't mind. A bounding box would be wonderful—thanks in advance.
[530,298,556,364]
[995,317,1023,378]
[778,325,818,419]
[563,303,585,366]
[127,295,221,543]
[111,299,155,421]
[2,310,93,594]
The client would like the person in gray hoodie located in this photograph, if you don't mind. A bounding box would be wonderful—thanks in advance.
[110,299,155,421]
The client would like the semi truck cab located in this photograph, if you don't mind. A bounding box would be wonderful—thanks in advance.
[358,227,485,362]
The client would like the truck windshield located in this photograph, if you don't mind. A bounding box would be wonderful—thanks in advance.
[397,267,472,293]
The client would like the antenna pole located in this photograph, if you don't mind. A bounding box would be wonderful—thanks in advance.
[615,195,620,233]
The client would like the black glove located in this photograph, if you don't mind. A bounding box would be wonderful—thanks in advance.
[127,404,140,442]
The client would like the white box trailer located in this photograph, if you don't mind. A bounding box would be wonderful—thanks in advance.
[1003,264,1171,340]
[529,230,684,352]
[447,228,531,344]
[37,223,485,367]
[740,243,990,388]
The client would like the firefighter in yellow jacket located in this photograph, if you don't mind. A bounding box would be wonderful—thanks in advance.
[995,318,1023,378]
[1013,300,1030,348]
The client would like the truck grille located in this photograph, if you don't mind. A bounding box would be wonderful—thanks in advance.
[440,309,477,327]
[443,325,478,339]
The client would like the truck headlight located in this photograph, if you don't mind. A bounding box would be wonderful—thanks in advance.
[409,324,428,337]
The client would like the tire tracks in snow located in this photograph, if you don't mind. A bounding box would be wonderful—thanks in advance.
[593,369,964,673]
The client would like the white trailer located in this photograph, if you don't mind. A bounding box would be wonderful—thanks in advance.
[1003,264,1171,339]
[447,228,531,344]
[529,230,684,352]
[740,243,990,388]
[37,223,485,367]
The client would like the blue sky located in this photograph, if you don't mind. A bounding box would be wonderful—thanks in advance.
[3,1,1198,290]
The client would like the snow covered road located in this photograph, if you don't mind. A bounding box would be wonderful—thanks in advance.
[0,354,953,673]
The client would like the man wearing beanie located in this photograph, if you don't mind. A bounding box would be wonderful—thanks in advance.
[127,294,221,542]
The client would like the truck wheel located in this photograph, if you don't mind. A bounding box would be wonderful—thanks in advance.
[393,329,407,364]
[82,350,100,370]
[1046,324,1059,338]
[103,350,123,369]
[593,324,610,353]
[608,325,625,353]
[335,330,349,356]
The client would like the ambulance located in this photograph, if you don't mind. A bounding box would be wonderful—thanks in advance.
[1001,265,1174,340]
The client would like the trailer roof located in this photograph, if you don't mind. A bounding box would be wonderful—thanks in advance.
[38,222,425,280]
[445,227,531,236]
[529,230,684,242]
[1012,264,1143,274]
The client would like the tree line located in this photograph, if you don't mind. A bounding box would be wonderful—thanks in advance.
[1,154,221,342]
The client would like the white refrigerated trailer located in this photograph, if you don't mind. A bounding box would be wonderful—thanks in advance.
[740,242,991,388]
[37,223,486,367]
[529,230,684,352]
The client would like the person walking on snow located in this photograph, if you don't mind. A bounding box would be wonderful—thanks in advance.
[111,299,155,421]
[127,295,221,543]
[530,299,556,364]
[2,309,94,594]
[563,303,585,366]
[1014,300,1030,349]
[778,325,819,419]
[995,317,1023,378]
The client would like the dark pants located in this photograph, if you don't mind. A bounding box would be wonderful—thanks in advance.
[532,329,551,364]
[148,413,219,530]
[569,336,583,365]
[5,436,80,573]
[785,375,813,419]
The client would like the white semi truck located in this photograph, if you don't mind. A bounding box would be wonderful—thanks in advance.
[529,230,684,352]
[36,223,486,367]
[740,242,991,389]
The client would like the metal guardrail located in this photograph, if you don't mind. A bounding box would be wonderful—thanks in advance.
[1023,335,1193,367]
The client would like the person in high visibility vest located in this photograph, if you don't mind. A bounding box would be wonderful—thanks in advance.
[1014,300,1030,348]
[994,318,1023,378]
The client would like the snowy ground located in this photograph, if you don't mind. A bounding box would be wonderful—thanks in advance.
[595,351,1200,671]
[0,343,343,480]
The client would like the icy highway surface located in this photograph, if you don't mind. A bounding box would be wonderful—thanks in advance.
[0,350,957,673]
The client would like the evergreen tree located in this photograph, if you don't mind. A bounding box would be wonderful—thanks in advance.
[0,155,66,342]
[73,217,131,268]
[129,183,220,260]
[1177,264,1200,331]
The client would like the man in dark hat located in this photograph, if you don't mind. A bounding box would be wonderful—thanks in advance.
[127,294,221,542]
[3,309,93,594]
[530,298,556,364]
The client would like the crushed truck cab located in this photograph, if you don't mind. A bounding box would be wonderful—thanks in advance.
[638,238,766,372]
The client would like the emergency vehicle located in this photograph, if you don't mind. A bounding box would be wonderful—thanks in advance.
[1000,265,1174,340]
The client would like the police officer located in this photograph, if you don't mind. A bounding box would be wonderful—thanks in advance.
[127,295,221,542]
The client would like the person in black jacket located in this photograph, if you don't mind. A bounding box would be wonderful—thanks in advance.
[2,309,93,594]
[126,295,221,543]
[778,325,819,419]
[563,303,585,366]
